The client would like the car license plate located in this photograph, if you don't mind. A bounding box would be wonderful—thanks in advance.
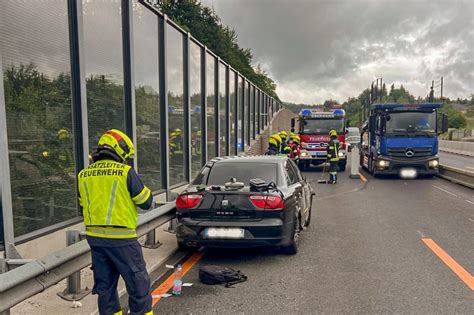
[204,228,245,239]
[316,151,327,156]
[399,168,417,179]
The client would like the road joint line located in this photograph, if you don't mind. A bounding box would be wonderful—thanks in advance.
[432,185,457,197]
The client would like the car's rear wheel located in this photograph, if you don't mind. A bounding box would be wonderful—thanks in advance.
[280,214,301,255]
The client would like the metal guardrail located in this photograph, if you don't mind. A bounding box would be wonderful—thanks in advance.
[437,165,474,189]
[0,202,176,312]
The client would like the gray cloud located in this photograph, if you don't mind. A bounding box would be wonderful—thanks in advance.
[201,0,474,103]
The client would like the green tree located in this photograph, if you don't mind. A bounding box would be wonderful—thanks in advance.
[439,104,467,129]
[156,0,279,100]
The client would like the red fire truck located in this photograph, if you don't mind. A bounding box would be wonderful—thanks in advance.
[291,109,348,171]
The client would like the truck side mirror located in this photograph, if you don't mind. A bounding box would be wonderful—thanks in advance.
[441,113,448,134]
[290,118,295,132]
[345,119,350,127]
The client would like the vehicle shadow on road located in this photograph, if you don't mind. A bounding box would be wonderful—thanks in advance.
[366,173,438,181]
[298,165,326,173]
[202,246,281,263]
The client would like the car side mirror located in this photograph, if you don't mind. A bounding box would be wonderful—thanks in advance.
[441,113,448,134]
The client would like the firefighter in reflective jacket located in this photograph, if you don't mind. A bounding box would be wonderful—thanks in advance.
[78,129,153,315]
[279,131,288,152]
[289,134,301,164]
[326,129,340,184]
[265,134,282,155]
[170,128,184,157]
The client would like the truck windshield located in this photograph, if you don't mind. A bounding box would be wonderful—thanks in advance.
[385,111,436,136]
[300,119,344,134]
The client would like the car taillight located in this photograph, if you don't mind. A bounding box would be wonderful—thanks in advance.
[249,195,284,210]
[176,194,203,209]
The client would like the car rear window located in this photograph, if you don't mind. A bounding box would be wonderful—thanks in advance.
[203,162,277,186]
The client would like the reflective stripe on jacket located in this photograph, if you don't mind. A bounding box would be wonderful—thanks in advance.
[326,139,340,162]
[78,160,151,239]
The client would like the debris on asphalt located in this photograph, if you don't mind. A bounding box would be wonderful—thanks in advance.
[182,283,193,287]
[153,293,172,299]
[71,301,82,308]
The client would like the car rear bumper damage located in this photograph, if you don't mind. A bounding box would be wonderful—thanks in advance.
[176,217,295,248]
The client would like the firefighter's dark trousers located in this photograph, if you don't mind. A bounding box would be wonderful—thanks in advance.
[329,161,338,182]
[88,238,152,315]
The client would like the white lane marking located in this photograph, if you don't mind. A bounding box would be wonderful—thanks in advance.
[416,230,427,238]
[466,166,474,170]
[433,185,457,197]
[466,200,474,205]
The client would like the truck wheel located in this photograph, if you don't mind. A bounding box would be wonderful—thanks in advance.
[370,160,379,177]
[338,161,347,172]
[298,161,309,171]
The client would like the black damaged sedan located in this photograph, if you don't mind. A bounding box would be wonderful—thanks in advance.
[175,156,314,255]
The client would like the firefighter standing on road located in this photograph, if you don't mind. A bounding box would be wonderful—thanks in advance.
[78,129,153,315]
[327,129,340,184]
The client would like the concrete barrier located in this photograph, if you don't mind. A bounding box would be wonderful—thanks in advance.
[439,140,474,157]
[246,108,297,155]
[437,165,474,189]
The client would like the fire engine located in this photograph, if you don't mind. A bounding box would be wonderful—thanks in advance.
[291,109,348,171]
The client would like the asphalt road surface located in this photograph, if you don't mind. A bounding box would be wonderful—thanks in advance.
[439,151,474,172]
[152,161,474,314]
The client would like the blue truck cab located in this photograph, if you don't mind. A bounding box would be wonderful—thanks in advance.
[360,103,448,177]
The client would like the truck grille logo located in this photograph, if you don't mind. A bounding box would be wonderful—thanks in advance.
[221,200,229,207]
[405,148,415,157]
[319,142,328,147]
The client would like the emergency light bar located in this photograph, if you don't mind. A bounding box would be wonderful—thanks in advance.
[299,108,345,118]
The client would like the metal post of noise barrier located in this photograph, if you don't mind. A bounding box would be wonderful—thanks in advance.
[0,202,176,313]
[57,230,90,301]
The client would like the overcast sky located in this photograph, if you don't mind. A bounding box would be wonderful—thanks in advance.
[201,0,473,104]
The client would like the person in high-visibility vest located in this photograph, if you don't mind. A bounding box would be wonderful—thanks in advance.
[288,134,301,164]
[265,134,282,155]
[78,129,153,315]
[279,131,288,153]
[326,129,340,184]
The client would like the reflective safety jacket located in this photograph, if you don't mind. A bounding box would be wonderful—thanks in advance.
[265,144,279,155]
[326,138,340,162]
[289,143,300,161]
[78,159,152,239]
[281,144,291,156]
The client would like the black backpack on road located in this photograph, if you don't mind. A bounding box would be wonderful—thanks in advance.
[199,265,248,287]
